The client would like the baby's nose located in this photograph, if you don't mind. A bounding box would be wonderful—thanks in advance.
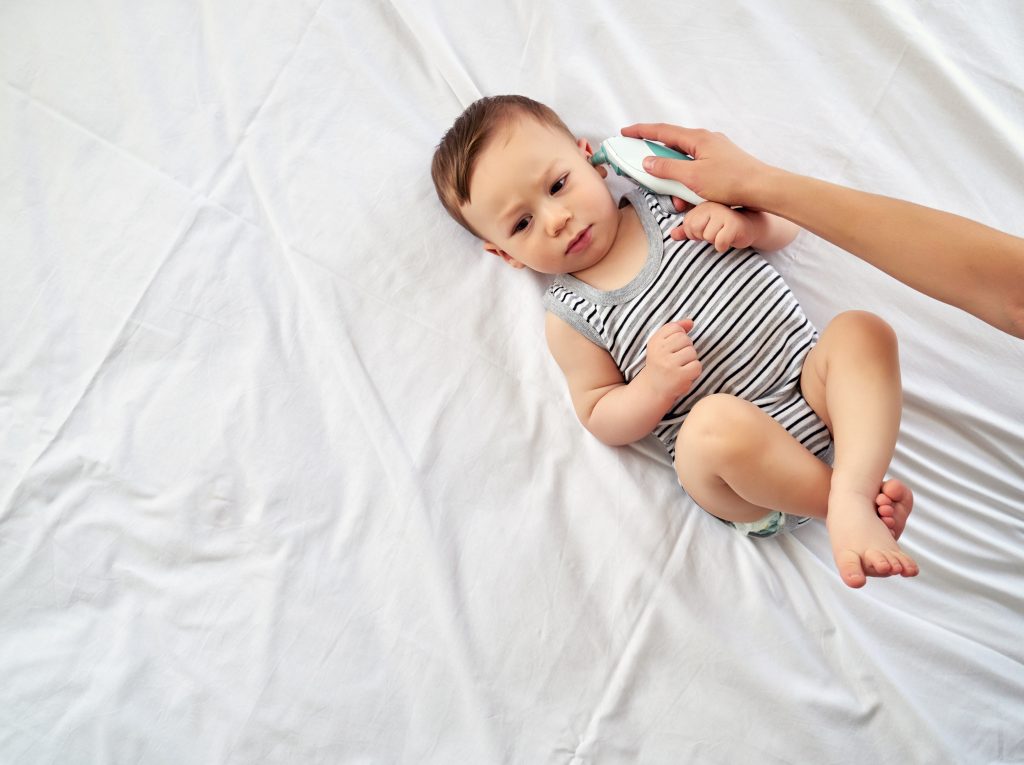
[546,204,572,235]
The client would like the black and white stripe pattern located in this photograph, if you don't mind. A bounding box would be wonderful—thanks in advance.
[544,190,832,463]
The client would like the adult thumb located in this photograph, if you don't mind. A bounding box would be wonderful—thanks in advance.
[643,156,684,179]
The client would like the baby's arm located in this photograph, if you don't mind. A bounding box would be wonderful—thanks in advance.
[746,211,800,251]
[673,202,799,253]
[546,313,701,446]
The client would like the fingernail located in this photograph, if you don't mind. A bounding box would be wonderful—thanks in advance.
[642,157,655,171]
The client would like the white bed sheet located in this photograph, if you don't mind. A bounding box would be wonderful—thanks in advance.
[2,1,1023,763]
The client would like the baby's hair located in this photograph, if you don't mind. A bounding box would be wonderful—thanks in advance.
[431,95,574,236]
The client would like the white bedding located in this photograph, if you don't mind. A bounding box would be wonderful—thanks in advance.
[2,1,1023,762]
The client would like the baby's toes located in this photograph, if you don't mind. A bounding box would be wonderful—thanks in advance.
[881,478,907,503]
[834,550,867,589]
[876,504,898,537]
[884,551,903,573]
[864,549,894,576]
[896,553,920,577]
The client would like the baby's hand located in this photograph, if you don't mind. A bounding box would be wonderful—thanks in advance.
[674,201,759,253]
[644,319,702,400]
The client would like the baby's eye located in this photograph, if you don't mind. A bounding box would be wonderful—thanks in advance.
[550,175,567,194]
[512,216,531,235]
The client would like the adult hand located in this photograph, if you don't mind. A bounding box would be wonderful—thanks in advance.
[621,123,778,210]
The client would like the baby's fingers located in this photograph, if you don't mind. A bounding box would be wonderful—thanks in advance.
[672,207,707,240]
[672,344,699,365]
[703,219,726,248]
[688,215,712,242]
[664,331,696,354]
[657,318,694,338]
[714,223,736,252]
[680,357,703,382]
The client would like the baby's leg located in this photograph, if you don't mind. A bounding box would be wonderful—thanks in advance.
[800,311,919,588]
[673,393,833,524]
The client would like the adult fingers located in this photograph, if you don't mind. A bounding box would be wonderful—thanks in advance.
[621,123,706,157]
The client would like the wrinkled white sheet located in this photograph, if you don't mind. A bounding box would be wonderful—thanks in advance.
[2,1,1023,762]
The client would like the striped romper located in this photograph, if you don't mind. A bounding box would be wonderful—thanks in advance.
[543,190,833,536]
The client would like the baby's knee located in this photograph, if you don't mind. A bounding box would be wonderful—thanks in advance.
[830,310,898,350]
[675,394,759,468]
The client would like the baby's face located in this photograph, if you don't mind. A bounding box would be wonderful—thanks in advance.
[460,117,620,275]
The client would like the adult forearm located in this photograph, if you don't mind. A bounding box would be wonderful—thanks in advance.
[754,170,1024,338]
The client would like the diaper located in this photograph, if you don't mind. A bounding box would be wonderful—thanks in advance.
[732,511,812,538]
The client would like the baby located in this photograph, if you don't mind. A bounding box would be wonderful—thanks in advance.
[431,95,918,588]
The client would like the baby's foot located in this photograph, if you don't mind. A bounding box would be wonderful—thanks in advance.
[827,488,920,589]
[875,478,913,540]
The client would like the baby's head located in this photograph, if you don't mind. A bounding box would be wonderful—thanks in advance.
[431,95,621,275]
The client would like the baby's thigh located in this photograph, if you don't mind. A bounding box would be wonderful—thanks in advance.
[800,310,899,431]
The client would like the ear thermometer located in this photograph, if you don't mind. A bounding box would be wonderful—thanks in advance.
[590,136,705,206]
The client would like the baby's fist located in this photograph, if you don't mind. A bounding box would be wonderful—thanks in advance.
[644,320,702,400]
[675,202,757,253]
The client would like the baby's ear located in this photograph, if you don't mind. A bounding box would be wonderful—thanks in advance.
[578,138,606,178]
[484,242,525,269]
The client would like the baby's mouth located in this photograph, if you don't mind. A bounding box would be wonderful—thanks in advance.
[566,225,592,255]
